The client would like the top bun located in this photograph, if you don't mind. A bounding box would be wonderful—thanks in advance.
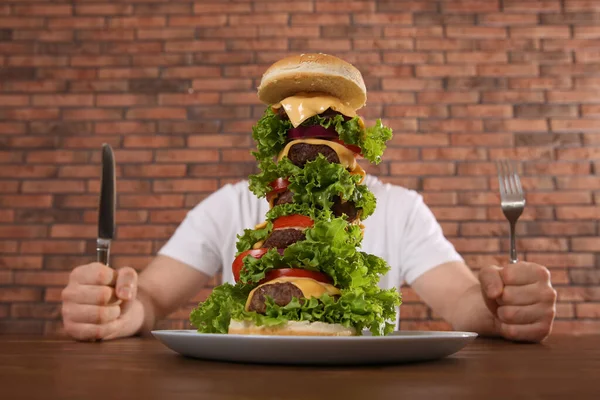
[257,53,367,110]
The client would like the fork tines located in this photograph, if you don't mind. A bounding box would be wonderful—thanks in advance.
[496,159,524,200]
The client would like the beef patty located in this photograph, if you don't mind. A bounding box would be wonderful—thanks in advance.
[288,143,340,167]
[262,228,305,249]
[273,189,294,206]
[247,282,303,314]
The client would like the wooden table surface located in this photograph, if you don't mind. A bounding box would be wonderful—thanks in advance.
[0,334,598,400]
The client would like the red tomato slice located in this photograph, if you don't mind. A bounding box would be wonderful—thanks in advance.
[232,248,268,282]
[272,214,314,230]
[331,139,363,157]
[266,178,290,203]
[260,268,333,285]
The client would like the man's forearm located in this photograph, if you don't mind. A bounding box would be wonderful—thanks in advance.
[135,287,158,336]
[449,283,500,337]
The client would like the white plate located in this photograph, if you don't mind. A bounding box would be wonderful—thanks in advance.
[152,330,478,365]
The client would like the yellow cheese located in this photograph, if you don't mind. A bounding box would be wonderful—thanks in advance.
[277,138,365,183]
[245,276,340,311]
[272,92,357,128]
[252,241,264,249]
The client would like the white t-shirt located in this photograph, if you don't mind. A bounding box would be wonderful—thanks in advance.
[158,174,463,291]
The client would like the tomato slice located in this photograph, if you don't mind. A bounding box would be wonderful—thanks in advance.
[266,178,290,203]
[260,268,333,285]
[331,139,362,157]
[232,248,268,282]
[272,214,314,230]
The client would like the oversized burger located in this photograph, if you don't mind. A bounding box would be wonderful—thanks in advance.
[190,53,401,336]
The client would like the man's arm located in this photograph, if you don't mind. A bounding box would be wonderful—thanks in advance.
[61,255,211,341]
[410,260,557,342]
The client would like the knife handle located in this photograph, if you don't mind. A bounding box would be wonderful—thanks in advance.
[97,238,111,268]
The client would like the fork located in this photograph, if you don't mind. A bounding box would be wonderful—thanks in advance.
[495,159,526,264]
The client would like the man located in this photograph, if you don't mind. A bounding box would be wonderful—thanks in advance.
[60,174,557,343]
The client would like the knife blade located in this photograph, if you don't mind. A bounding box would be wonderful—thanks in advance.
[97,143,116,267]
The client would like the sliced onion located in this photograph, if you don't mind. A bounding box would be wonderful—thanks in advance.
[287,125,338,140]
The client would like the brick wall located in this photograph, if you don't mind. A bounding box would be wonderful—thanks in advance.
[1,0,600,336]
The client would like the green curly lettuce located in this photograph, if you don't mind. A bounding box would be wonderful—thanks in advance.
[238,217,390,289]
[249,155,377,221]
[189,282,401,336]
[251,107,393,165]
[235,221,272,254]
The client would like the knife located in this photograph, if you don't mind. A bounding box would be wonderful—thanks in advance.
[97,143,116,268]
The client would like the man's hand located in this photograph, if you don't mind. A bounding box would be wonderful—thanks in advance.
[61,262,144,341]
[479,262,557,343]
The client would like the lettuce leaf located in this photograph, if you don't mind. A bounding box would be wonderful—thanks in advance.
[238,217,390,289]
[250,107,393,165]
[249,155,377,220]
[235,221,272,254]
[189,282,401,336]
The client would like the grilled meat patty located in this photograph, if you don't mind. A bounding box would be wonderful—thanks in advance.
[288,143,340,167]
[262,228,306,249]
[247,282,304,314]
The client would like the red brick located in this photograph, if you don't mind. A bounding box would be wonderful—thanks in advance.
[478,64,538,76]
[485,119,548,132]
[230,13,288,25]
[162,66,220,78]
[110,16,166,28]
[159,93,220,106]
[548,91,599,103]
[421,192,458,206]
[379,148,420,161]
[0,288,42,302]
[123,135,184,148]
[420,119,483,132]
[576,303,600,318]
[117,226,176,240]
[8,56,67,67]
[20,240,86,254]
[391,133,450,147]
[576,50,600,63]
[169,15,227,27]
[452,133,514,146]
[416,39,476,50]
[0,17,45,28]
[155,149,219,163]
[291,38,351,51]
[416,65,476,77]
[134,3,190,14]
[383,52,443,64]
[187,134,251,148]
[451,105,513,118]
[259,26,319,38]
[430,206,488,221]
[479,39,539,50]
[31,94,93,107]
[291,13,349,25]
[385,105,447,118]
[479,13,539,25]
[98,67,158,79]
[253,2,313,12]
[391,162,455,175]
[48,17,105,29]
[384,27,442,38]
[0,122,25,134]
[152,179,218,194]
[423,147,487,160]
[75,4,132,15]
[11,304,61,319]
[565,0,600,11]
[63,109,122,121]
[447,26,507,38]
[119,195,184,209]
[14,271,69,286]
[192,2,252,13]
[126,108,186,120]
[13,30,74,42]
[525,162,590,175]
[447,51,508,63]
[0,195,52,208]
[484,91,545,103]
[504,0,562,12]
[71,55,129,67]
[511,26,571,38]
[510,77,572,89]
[417,91,479,104]
[552,119,599,133]
[22,180,86,194]
[557,206,600,219]
[557,176,600,190]
[165,40,225,52]
[137,28,194,40]
[123,165,187,178]
[361,91,415,104]
[353,13,412,25]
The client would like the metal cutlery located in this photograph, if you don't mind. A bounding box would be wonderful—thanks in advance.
[97,143,116,268]
[495,159,526,264]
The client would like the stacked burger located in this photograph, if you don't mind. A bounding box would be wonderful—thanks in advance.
[190,54,401,336]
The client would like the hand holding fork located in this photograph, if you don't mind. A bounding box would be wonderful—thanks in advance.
[476,159,556,342]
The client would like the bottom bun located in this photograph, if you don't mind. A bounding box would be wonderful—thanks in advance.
[228,319,357,336]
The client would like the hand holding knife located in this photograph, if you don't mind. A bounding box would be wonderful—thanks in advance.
[97,143,116,268]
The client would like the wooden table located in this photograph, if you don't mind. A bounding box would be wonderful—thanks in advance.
[0,334,598,400]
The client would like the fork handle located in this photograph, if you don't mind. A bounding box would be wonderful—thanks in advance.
[509,222,518,264]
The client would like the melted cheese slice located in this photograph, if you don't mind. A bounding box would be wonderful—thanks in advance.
[277,138,365,183]
[245,277,341,311]
[272,92,357,128]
